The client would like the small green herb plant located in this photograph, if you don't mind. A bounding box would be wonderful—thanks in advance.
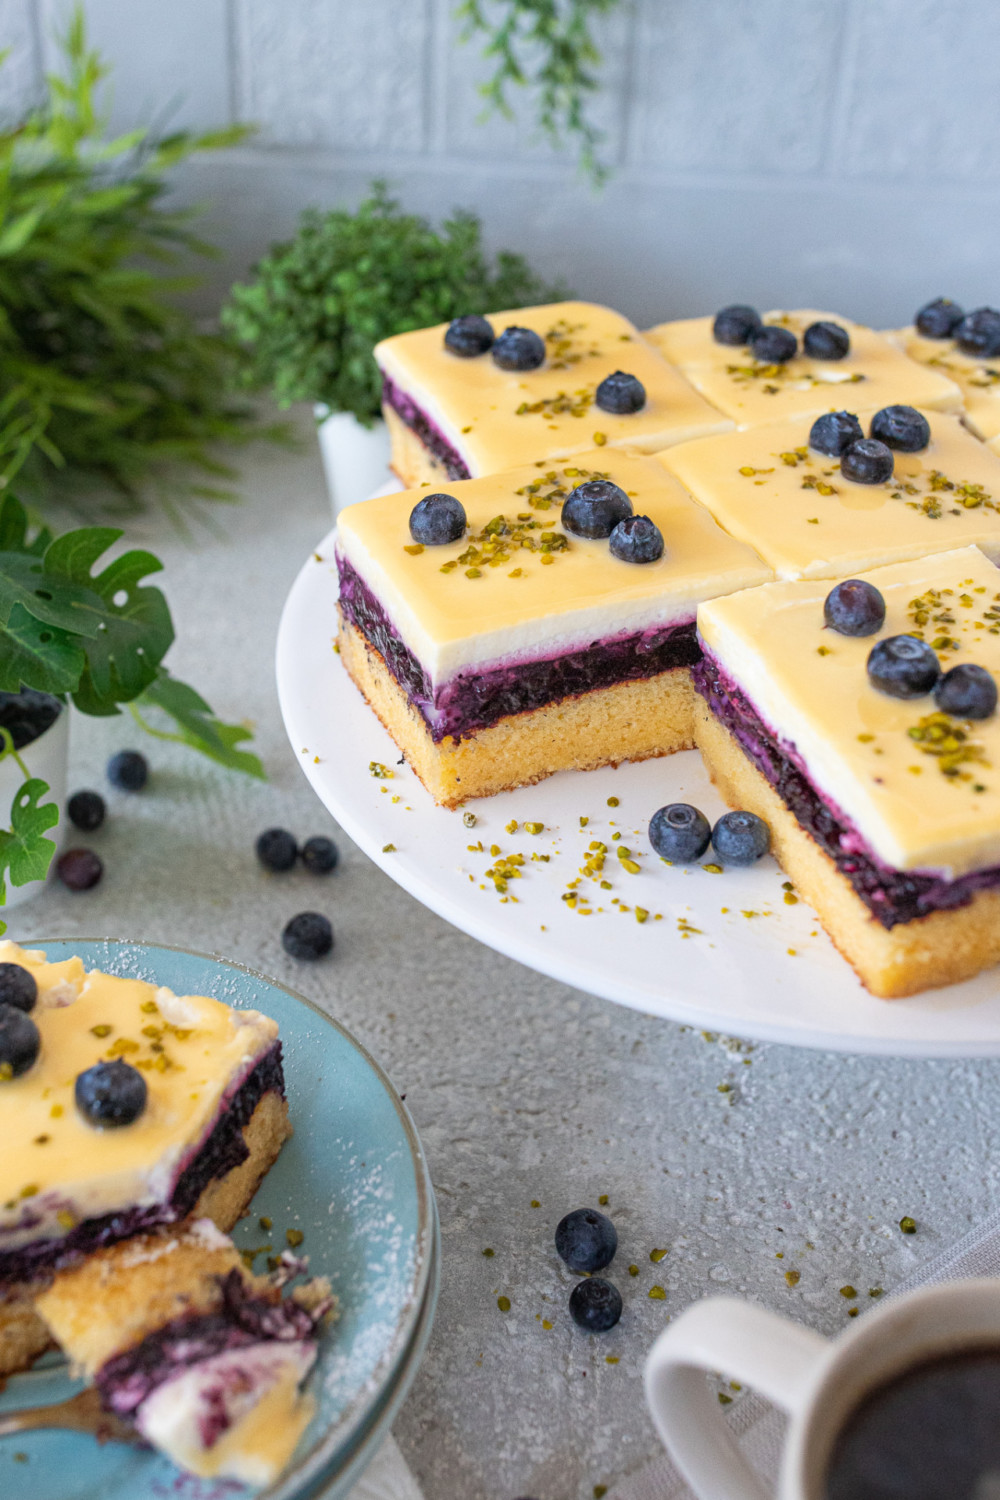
[0,10,263,520]
[0,492,263,928]
[222,181,563,424]
[457,0,623,185]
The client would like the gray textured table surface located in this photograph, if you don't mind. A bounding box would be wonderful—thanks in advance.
[8,414,1000,1500]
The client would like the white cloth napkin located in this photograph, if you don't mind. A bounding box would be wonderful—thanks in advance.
[343,1434,427,1500]
[608,1207,1000,1500]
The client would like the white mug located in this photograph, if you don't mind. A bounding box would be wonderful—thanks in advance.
[644,1279,1000,1500]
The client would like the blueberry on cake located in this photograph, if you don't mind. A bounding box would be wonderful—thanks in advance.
[645,307,962,429]
[374,299,731,487]
[891,299,1000,446]
[335,449,772,806]
[0,942,290,1376]
[35,1218,332,1485]
[659,406,1000,580]
[693,545,1000,997]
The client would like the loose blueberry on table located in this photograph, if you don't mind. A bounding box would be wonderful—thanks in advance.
[282,911,334,961]
[409,493,467,546]
[555,1208,618,1273]
[107,749,148,791]
[840,438,894,485]
[0,962,37,1013]
[712,304,762,346]
[561,480,633,539]
[569,1277,623,1333]
[915,297,964,339]
[649,803,712,863]
[711,810,770,866]
[809,411,864,458]
[491,325,546,371]
[57,848,103,891]
[867,636,941,699]
[595,370,646,415]
[0,1006,40,1079]
[935,663,998,720]
[256,827,299,872]
[824,580,886,638]
[301,835,339,874]
[803,320,850,360]
[444,314,494,358]
[609,514,664,564]
[955,307,1000,358]
[75,1059,148,1126]
[750,325,797,363]
[67,789,106,833]
[870,405,930,453]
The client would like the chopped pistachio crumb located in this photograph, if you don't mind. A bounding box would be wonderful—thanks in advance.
[839,1285,858,1299]
[718,1392,733,1405]
[899,1216,917,1234]
[594,1488,608,1499]
[382,843,396,853]
[50,1103,63,1118]
[369,761,393,778]
[869,1287,884,1298]
[606,1355,619,1365]
[703,863,723,874]
[542,1318,553,1329]
[403,543,424,555]
[56,1210,76,1230]
[579,815,589,827]
[286,1228,304,1248]
[483,1247,494,1257]
[650,1247,668,1263]
[524,821,544,834]
[593,431,607,445]
[530,1199,541,1208]
[848,1307,859,1318]
[598,1194,609,1205]
[628,1264,639,1277]
[462,811,477,828]
[784,1270,801,1287]
[497,1295,511,1312]
[607,796,620,807]
[648,1285,666,1300]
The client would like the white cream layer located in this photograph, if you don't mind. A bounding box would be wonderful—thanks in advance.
[335,450,772,683]
[698,546,1000,877]
[0,942,278,1252]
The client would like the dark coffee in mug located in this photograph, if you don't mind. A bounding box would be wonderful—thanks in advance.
[824,1346,1000,1499]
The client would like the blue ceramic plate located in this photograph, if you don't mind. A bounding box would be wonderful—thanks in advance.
[0,940,437,1500]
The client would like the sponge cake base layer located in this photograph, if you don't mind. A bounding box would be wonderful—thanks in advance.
[338,615,696,807]
[694,698,1000,998]
[383,405,454,488]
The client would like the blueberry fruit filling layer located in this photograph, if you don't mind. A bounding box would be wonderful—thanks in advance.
[96,1267,317,1418]
[338,554,700,741]
[380,374,471,481]
[693,654,1000,928]
[0,1043,284,1283]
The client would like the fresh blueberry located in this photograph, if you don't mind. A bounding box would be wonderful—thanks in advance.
[840,439,894,485]
[867,636,941,699]
[809,411,864,458]
[935,663,998,720]
[824,580,886,638]
[0,1006,40,1079]
[256,828,298,872]
[608,515,664,565]
[955,308,1000,359]
[491,326,546,371]
[282,912,334,961]
[75,1059,147,1127]
[0,963,37,1014]
[409,493,466,546]
[915,298,964,340]
[803,321,850,360]
[750,325,797,364]
[649,803,712,862]
[561,480,633,540]
[555,1208,618,1273]
[57,849,103,891]
[107,750,148,791]
[301,836,339,874]
[67,789,106,833]
[444,315,494,358]
[870,405,931,453]
[0,690,62,751]
[711,810,770,866]
[595,370,646,415]
[712,305,762,346]
[569,1277,623,1333]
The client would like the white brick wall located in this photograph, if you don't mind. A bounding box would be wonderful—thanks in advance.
[3,0,998,327]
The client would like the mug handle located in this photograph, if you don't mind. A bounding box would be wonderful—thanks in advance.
[644,1297,828,1500]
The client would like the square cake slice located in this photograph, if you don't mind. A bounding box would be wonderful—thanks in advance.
[35,1218,332,1486]
[335,449,772,806]
[888,323,1000,444]
[645,309,962,429]
[693,546,1000,997]
[0,942,290,1376]
[374,299,731,487]
[659,407,1000,580]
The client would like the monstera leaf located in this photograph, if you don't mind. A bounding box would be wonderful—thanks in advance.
[136,670,264,779]
[0,775,60,931]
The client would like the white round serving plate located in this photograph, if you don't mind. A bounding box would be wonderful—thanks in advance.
[278,524,1000,1059]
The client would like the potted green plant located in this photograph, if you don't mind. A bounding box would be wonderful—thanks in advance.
[0,493,262,922]
[223,182,561,513]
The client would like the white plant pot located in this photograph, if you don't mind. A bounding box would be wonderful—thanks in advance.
[314,406,392,517]
[0,704,69,911]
